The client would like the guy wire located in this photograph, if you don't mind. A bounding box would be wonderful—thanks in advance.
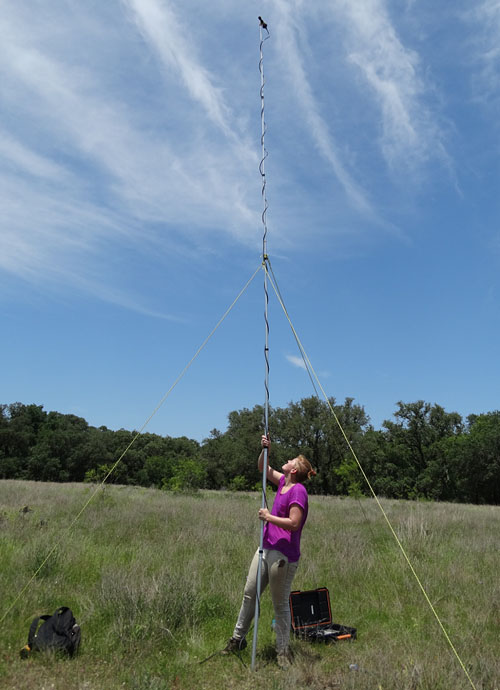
[264,263,477,690]
[263,265,384,570]
[0,264,262,627]
[267,258,320,399]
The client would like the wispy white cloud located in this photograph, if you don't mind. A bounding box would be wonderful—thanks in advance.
[0,130,66,181]
[0,0,460,320]
[0,2,261,313]
[69,272,186,321]
[124,0,232,139]
[286,354,307,370]
[1,33,254,230]
[0,164,183,320]
[474,0,500,57]
[467,0,500,97]
[0,169,120,277]
[332,0,446,171]
[285,354,331,382]
[121,0,259,222]
[273,0,374,216]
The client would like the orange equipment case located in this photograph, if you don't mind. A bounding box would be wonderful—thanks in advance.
[289,587,357,642]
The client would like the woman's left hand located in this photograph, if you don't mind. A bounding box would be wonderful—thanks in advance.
[258,508,270,522]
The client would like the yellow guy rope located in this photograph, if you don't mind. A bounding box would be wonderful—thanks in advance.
[0,263,262,627]
[264,265,477,690]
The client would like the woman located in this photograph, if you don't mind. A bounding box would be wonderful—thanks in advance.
[223,434,316,667]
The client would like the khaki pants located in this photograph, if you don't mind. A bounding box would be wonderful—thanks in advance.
[232,548,299,654]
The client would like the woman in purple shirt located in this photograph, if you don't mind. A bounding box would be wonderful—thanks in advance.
[223,434,316,667]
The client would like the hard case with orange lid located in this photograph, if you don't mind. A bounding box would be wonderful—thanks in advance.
[289,587,357,642]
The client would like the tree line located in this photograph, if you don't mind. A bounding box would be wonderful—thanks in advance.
[1,399,499,504]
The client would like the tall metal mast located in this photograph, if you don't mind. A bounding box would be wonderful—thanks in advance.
[251,15,270,672]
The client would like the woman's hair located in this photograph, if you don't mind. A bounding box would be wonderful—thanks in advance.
[294,455,317,483]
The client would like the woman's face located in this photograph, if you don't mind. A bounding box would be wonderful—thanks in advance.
[282,457,298,474]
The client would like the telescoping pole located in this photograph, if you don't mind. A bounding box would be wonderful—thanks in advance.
[251,16,270,673]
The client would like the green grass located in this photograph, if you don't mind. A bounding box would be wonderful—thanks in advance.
[0,480,499,689]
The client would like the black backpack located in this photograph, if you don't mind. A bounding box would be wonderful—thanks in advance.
[20,606,81,658]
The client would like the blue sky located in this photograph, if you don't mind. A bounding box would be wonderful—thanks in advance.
[1,0,499,442]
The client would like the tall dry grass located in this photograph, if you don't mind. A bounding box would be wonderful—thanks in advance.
[0,480,498,689]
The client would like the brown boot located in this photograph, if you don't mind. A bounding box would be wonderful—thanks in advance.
[277,648,293,669]
[221,637,247,655]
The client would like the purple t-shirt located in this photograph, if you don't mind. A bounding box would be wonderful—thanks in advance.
[263,475,309,563]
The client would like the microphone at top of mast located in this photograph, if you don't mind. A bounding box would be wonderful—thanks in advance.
[258,16,269,33]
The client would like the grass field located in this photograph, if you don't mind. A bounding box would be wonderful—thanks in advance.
[0,480,498,689]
